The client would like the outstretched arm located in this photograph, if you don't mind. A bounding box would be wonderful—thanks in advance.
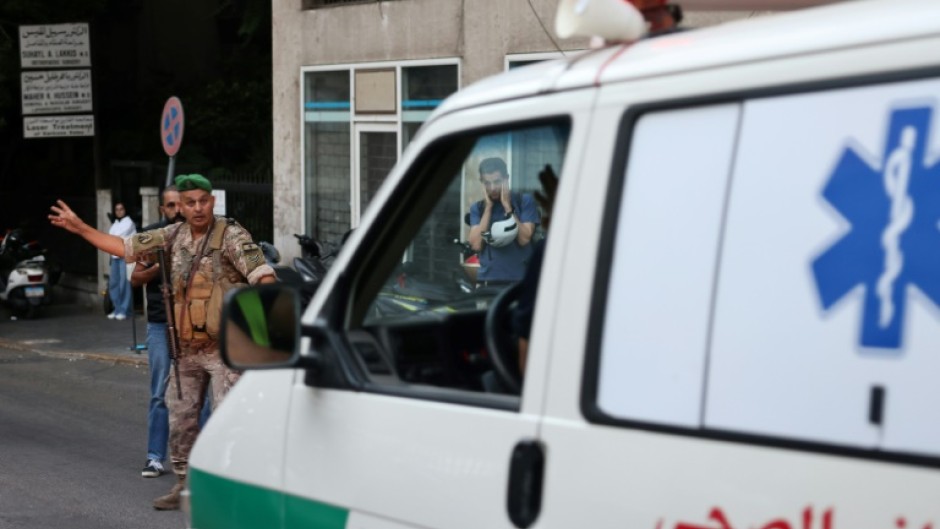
[49,199,126,258]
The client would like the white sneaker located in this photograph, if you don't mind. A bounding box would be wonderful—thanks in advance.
[114,314,127,321]
[107,312,117,319]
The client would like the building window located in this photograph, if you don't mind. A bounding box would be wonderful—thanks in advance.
[302,60,459,245]
[304,70,352,244]
[401,64,458,153]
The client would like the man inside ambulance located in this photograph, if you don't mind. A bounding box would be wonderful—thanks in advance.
[468,157,540,287]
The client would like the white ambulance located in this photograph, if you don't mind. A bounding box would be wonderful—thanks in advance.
[188,0,940,527]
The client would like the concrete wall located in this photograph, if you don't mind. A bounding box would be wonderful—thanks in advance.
[295,0,583,85]
[271,0,756,261]
[272,0,588,261]
[96,189,113,299]
[272,0,305,262]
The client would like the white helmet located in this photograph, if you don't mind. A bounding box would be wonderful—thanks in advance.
[486,218,518,247]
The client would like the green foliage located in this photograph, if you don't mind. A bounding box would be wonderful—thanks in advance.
[0,0,271,178]
[184,0,273,175]
[187,76,272,174]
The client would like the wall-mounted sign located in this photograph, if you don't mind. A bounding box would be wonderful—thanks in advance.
[355,69,396,114]
[21,69,93,115]
[23,115,94,138]
[212,189,226,216]
[19,23,91,69]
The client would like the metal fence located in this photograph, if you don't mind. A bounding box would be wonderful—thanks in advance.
[213,171,274,244]
[108,162,274,244]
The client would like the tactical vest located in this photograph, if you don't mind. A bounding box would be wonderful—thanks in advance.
[173,217,248,343]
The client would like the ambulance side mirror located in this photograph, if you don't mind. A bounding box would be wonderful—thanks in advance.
[220,284,303,370]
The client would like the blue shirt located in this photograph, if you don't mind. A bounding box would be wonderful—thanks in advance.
[469,193,540,282]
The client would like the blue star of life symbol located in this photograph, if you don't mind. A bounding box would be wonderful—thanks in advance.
[812,106,940,350]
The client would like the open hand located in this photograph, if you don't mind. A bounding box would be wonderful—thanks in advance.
[500,183,512,211]
[48,199,86,235]
[483,187,494,208]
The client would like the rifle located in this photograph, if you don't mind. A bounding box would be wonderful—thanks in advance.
[156,247,182,399]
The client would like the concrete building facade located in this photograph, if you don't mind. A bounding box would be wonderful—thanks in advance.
[271,0,749,260]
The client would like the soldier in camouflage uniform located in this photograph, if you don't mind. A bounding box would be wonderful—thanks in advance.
[49,174,276,511]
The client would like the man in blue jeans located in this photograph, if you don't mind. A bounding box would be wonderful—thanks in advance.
[130,186,210,477]
[130,187,181,477]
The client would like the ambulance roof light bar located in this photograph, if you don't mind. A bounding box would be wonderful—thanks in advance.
[555,0,846,42]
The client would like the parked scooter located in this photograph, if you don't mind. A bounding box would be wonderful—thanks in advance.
[452,238,479,293]
[369,239,495,320]
[0,229,52,319]
[257,230,365,309]
[258,241,304,286]
[291,233,339,290]
[259,232,343,306]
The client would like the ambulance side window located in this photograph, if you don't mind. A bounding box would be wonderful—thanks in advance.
[345,120,570,405]
[592,103,741,427]
[593,77,940,463]
[706,81,940,460]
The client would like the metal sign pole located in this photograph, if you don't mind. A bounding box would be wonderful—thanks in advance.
[147,97,185,354]
[165,155,176,188]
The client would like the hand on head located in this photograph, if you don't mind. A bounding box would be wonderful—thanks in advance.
[500,182,512,211]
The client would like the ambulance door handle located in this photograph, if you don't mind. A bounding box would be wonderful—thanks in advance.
[506,439,545,529]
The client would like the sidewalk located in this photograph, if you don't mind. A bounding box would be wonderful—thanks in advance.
[0,301,149,366]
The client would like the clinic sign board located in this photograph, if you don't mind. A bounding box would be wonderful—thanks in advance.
[212,189,227,216]
[23,115,94,138]
[19,23,91,69]
[21,70,93,115]
[19,23,94,139]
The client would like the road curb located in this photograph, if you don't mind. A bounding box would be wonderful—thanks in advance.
[0,338,148,367]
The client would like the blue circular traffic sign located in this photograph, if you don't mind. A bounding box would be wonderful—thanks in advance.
[161,97,185,157]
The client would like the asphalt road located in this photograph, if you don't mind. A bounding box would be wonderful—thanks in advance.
[0,346,185,529]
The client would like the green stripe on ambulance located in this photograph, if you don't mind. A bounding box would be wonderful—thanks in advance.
[189,468,349,529]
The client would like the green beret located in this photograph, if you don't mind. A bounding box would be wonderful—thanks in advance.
[175,173,212,192]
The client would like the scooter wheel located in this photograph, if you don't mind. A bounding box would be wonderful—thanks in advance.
[13,304,37,319]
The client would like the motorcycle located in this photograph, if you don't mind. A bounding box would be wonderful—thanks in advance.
[0,229,53,319]
[259,232,344,306]
[291,233,342,290]
[259,240,309,299]
[368,239,496,320]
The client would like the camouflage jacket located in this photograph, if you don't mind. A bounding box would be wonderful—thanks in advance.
[124,216,274,344]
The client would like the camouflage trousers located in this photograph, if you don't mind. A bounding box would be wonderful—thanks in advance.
[165,341,241,477]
